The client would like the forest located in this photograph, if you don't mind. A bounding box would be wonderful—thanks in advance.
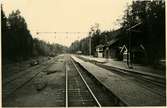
[1,7,67,63]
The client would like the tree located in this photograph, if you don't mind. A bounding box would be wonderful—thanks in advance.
[2,9,33,61]
[32,38,67,56]
[1,5,8,60]
[121,0,165,65]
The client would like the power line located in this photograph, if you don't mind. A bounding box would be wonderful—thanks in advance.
[36,32,88,35]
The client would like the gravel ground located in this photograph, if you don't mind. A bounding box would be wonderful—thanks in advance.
[2,56,49,81]
[3,55,66,107]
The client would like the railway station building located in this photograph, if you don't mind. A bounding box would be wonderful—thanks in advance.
[95,27,147,64]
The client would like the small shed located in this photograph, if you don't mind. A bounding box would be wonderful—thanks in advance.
[96,44,105,58]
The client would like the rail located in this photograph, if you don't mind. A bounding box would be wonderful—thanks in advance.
[69,58,101,107]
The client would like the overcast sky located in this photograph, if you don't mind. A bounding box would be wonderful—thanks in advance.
[2,0,131,47]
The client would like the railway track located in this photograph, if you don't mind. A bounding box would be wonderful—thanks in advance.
[65,56,125,107]
[66,58,100,107]
[2,56,58,97]
[3,54,125,107]
[76,56,165,97]
[94,63,166,96]
[102,65,165,87]
[3,57,57,85]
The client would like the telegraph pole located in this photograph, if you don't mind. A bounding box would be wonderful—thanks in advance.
[126,22,142,69]
[89,32,92,56]
[89,23,99,57]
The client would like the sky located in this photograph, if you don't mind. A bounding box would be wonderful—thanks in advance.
[2,0,131,47]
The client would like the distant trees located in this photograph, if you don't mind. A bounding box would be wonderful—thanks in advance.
[32,38,67,56]
[1,7,67,63]
[80,37,90,55]
[68,29,118,55]
[69,37,90,55]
